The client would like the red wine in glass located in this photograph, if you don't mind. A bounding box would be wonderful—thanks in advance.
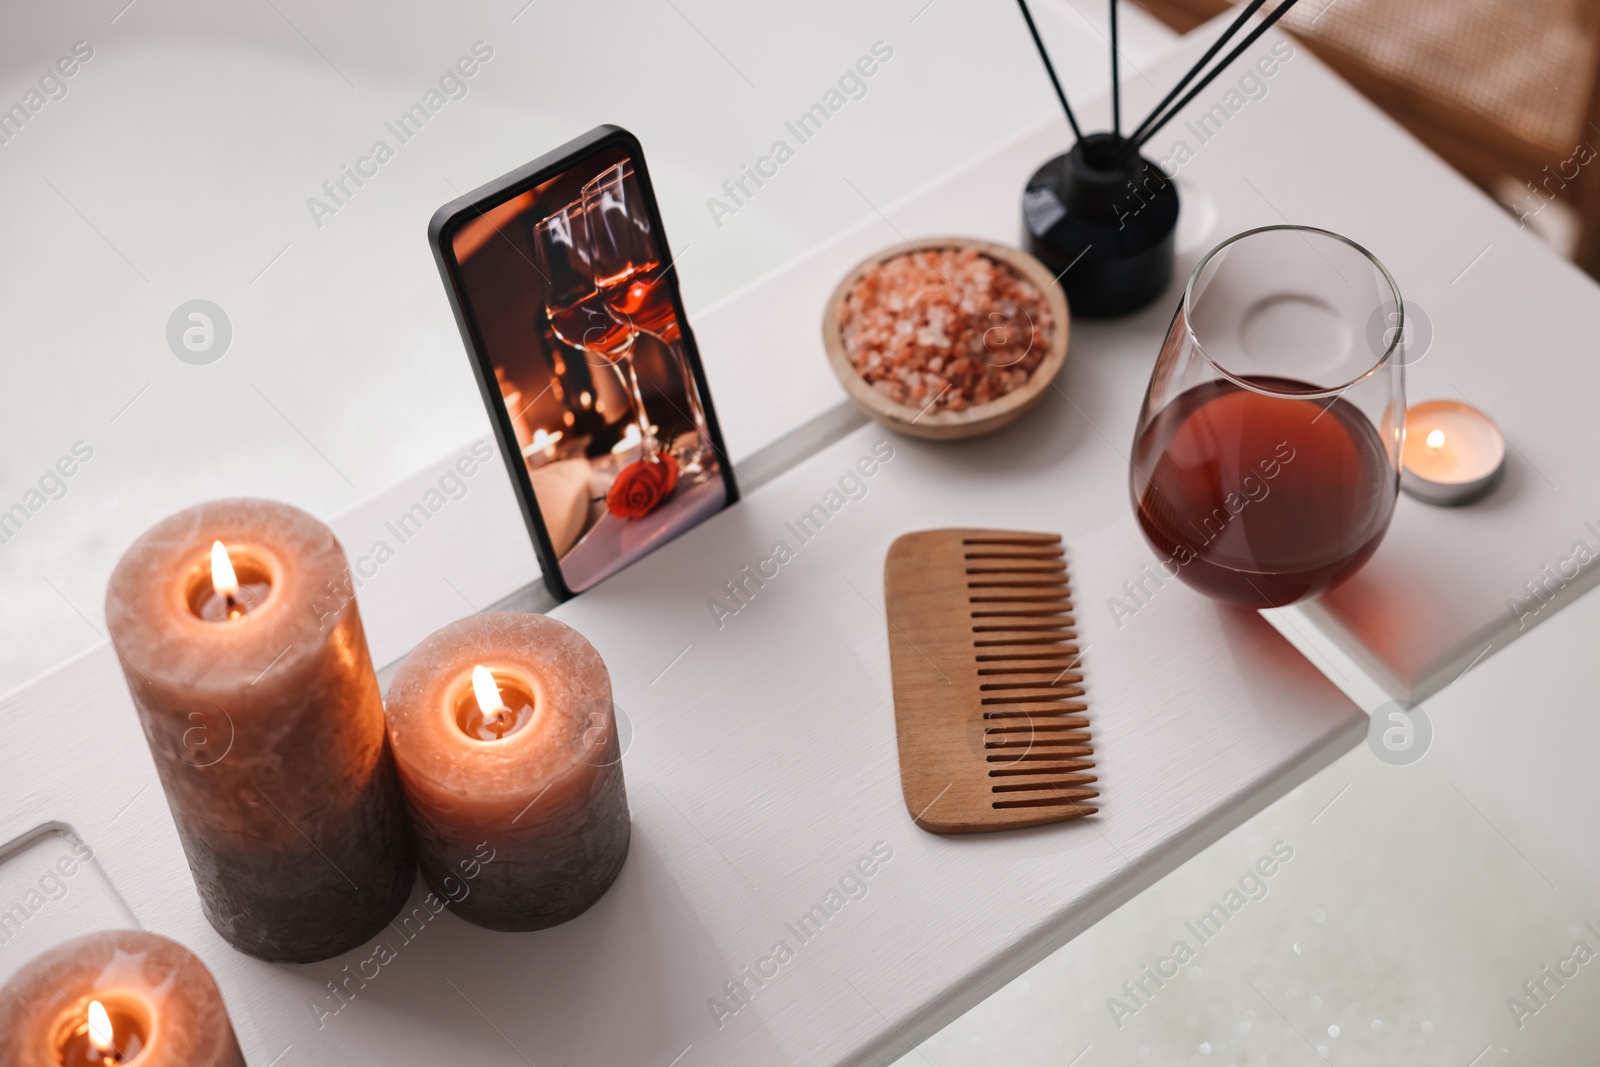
[1133,376,1398,607]
[600,261,679,342]
[548,293,634,361]
[1128,226,1406,609]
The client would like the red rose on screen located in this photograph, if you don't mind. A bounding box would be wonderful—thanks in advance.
[606,453,679,520]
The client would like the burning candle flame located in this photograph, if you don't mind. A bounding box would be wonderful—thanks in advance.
[472,665,506,717]
[87,1000,114,1055]
[521,429,564,459]
[611,423,641,455]
[1425,429,1446,451]
[210,540,239,600]
[610,422,656,455]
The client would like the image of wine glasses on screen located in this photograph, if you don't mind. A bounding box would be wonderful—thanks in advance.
[533,198,658,458]
[582,162,713,478]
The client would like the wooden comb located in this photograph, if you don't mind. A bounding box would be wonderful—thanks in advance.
[884,529,1097,833]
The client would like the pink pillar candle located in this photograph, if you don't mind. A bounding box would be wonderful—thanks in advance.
[385,612,630,930]
[104,499,415,963]
[0,930,244,1067]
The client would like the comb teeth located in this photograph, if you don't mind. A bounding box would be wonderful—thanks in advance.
[885,529,1098,834]
[963,535,1097,817]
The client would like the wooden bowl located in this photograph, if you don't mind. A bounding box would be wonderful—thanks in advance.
[821,236,1071,441]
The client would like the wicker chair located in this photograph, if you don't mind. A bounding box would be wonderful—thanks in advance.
[1133,0,1600,275]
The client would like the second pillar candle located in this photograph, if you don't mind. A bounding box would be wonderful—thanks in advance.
[385,612,630,930]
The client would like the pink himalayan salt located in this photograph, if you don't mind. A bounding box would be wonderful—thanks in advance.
[839,247,1053,414]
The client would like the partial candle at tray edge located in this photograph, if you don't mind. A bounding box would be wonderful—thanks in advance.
[822,237,1070,441]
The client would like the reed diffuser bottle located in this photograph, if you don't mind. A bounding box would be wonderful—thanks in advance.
[1015,0,1304,317]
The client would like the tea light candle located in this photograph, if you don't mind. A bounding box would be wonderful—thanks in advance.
[104,499,416,963]
[521,428,565,466]
[0,930,244,1067]
[385,612,630,931]
[1400,400,1507,506]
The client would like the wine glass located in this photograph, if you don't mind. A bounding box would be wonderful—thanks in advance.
[582,162,712,475]
[533,199,656,456]
[1129,225,1405,608]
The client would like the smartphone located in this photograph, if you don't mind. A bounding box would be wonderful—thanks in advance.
[429,125,739,601]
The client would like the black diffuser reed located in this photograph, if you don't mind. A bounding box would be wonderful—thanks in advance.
[1019,0,1302,318]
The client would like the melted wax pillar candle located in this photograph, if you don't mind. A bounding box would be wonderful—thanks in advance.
[385,612,630,930]
[104,499,415,963]
[0,930,244,1067]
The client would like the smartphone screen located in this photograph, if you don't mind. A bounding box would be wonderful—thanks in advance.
[432,128,737,599]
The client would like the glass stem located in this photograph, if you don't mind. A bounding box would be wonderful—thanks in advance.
[614,354,656,457]
[667,339,711,448]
